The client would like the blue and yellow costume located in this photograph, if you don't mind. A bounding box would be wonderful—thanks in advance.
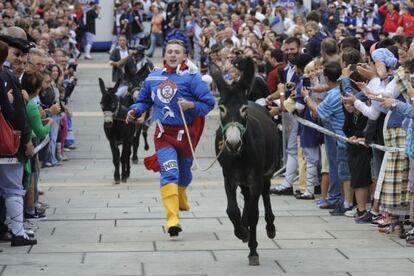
[129,64,215,234]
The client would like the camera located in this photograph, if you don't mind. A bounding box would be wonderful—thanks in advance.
[350,64,357,72]
[302,77,311,89]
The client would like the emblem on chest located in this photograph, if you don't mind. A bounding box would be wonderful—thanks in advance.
[157,80,178,103]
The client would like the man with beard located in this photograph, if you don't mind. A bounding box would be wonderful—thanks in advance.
[266,36,301,195]
[0,27,36,246]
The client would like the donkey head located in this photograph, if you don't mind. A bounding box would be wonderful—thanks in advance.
[209,57,256,154]
[99,78,121,127]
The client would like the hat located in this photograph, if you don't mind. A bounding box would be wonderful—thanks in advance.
[371,48,398,69]
[0,35,35,53]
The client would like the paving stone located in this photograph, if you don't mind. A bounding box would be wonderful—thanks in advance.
[0,253,82,265]
[339,248,414,259]
[277,259,414,273]
[30,242,153,253]
[101,231,218,243]
[54,207,150,214]
[46,213,96,220]
[277,238,402,249]
[214,249,346,262]
[216,230,333,241]
[84,251,215,265]
[156,239,279,251]
[2,263,142,276]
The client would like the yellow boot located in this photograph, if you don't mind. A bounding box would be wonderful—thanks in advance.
[178,186,190,211]
[160,183,181,237]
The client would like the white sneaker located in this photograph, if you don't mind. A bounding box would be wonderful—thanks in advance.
[345,206,357,217]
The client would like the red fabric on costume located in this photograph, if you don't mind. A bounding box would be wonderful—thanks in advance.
[163,62,189,73]
[143,116,205,172]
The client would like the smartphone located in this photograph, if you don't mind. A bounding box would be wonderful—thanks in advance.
[302,77,311,89]
[350,64,357,71]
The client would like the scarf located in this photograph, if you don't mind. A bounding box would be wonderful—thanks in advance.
[163,62,188,74]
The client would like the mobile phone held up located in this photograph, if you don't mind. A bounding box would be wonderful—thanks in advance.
[302,77,311,89]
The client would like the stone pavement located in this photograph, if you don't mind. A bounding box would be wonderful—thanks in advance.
[1,52,414,276]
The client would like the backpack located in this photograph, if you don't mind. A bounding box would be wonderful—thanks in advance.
[0,110,21,156]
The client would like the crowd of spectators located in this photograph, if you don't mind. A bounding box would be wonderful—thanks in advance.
[0,0,88,246]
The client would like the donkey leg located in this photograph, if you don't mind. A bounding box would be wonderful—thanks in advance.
[143,125,149,150]
[132,125,141,164]
[262,178,276,239]
[110,142,120,184]
[240,186,250,231]
[121,142,132,182]
[247,187,260,266]
[225,178,248,242]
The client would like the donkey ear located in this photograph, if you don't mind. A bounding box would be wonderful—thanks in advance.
[209,62,230,96]
[99,78,106,95]
[113,78,121,93]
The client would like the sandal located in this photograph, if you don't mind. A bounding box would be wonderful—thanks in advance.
[295,193,315,200]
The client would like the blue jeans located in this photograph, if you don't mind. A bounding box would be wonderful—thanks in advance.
[45,114,61,165]
[148,33,163,56]
[324,134,341,202]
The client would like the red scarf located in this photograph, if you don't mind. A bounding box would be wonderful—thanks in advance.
[163,62,188,73]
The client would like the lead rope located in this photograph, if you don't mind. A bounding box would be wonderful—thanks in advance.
[178,104,225,171]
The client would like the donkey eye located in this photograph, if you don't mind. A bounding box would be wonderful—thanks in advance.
[240,105,247,118]
[218,105,227,117]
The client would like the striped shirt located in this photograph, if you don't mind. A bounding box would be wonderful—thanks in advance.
[316,86,346,146]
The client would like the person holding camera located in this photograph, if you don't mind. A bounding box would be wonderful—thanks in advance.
[109,35,129,96]
[111,39,154,98]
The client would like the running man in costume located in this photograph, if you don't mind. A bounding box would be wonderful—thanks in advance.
[126,39,215,237]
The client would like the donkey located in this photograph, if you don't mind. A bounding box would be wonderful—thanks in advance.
[99,78,147,184]
[210,58,279,266]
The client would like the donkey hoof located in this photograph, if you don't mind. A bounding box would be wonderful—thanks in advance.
[114,179,120,185]
[144,145,149,151]
[121,177,127,183]
[266,226,276,239]
[132,157,138,164]
[235,227,249,243]
[248,255,260,266]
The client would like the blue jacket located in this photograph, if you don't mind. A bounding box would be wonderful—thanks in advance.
[306,32,326,58]
[129,68,215,126]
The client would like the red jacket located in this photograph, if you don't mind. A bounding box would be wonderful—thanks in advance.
[267,63,285,94]
[399,13,414,37]
[379,4,399,33]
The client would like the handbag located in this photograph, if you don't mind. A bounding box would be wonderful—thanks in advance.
[0,110,21,156]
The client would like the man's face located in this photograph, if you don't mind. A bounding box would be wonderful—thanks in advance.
[284,42,299,62]
[164,43,186,68]
[42,74,51,90]
[8,47,24,67]
[118,37,127,48]
[28,55,46,72]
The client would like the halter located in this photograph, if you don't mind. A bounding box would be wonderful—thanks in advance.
[220,120,247,138]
